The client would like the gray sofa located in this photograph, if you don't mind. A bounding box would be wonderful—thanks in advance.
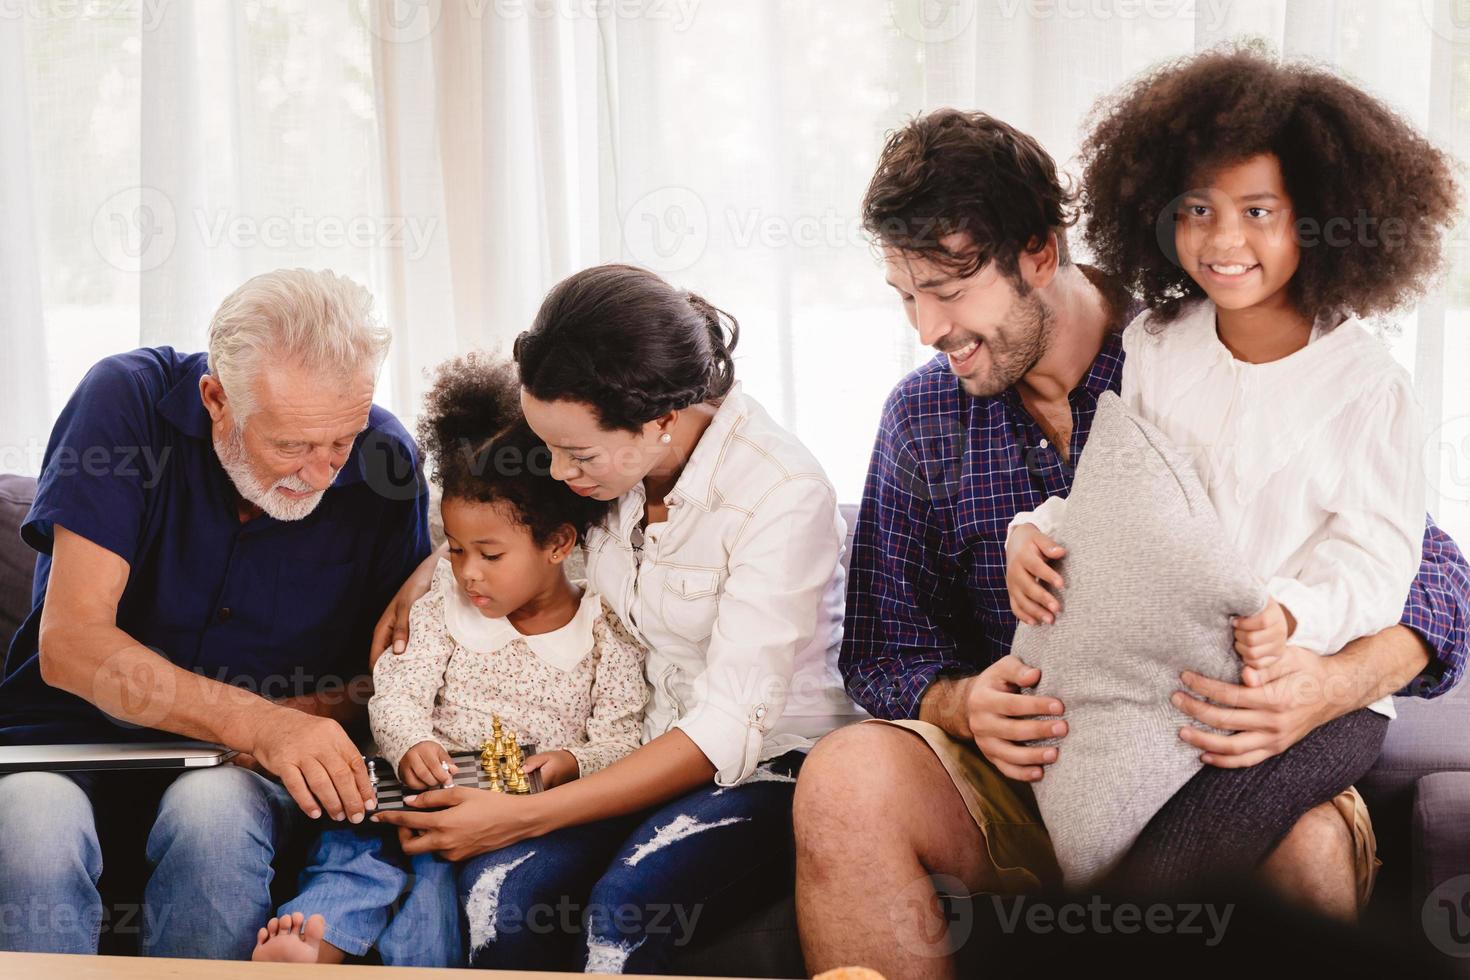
[2,478,1467,974]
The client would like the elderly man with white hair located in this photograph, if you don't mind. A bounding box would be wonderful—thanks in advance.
[0,269,431,959]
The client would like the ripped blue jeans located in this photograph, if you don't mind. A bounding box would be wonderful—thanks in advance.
[457,750,804,973]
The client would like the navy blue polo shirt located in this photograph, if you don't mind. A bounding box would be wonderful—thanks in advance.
[0,347,432,744]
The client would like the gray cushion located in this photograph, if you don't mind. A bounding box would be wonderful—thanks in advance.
[1011,391,1266,888]
[0,474,37,654]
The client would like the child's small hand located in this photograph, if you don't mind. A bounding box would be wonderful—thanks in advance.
[1232,598,1295,672]
[522,750,579,789]
[399,740,456,791]
[1006,523,1067,626]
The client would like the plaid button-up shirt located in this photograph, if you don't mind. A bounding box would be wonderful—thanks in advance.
[841,328,1470,720]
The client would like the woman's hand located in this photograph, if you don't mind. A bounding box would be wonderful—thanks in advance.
[398,740,456,791]
[522,750,579,789]
[369,545,445,669]
[370,786,547,862]
[1005,523,1066,626]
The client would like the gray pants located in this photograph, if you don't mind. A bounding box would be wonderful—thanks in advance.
[1110,707,1389,890]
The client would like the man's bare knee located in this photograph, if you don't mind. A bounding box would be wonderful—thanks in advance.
[797,725,914,844]
[1273,801,1351,864]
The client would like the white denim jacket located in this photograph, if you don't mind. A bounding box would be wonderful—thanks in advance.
[583,383,866,786]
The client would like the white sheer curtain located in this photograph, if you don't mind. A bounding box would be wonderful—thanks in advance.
[6,0,1469,540]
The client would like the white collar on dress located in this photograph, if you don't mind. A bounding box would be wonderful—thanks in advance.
[438,560,600,671]
[1166,299,1400,504]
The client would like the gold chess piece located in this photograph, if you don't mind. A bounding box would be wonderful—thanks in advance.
[480,739,504,792]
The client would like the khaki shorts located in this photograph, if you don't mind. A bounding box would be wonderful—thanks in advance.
[868,718,1379,907]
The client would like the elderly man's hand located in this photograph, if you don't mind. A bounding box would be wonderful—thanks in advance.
[1172,644,1339,768]
[246,705,376,822]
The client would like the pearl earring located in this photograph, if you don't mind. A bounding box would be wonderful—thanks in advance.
[659,433,672,444]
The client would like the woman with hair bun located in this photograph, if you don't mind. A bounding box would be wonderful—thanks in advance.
[372,264,863,973]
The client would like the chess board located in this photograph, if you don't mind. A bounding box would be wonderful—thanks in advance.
[365,745,545,812]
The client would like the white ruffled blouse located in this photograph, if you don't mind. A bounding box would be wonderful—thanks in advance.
[1014,300,1426,718]
[368,559,649,773]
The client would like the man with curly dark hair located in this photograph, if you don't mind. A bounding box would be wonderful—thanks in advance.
[794,81,1469,975]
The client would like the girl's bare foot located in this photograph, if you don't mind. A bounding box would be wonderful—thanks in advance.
[251,912,337,964]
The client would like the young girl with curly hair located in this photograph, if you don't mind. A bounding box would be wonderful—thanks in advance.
[251,354,648,967]
[1006,47,1459,897]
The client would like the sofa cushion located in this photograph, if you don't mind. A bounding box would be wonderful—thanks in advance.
[1010,391,1267,888]
[0,474,38,655]
[1360,689,1470,806]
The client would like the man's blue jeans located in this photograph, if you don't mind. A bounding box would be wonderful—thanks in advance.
[0,765,307,958]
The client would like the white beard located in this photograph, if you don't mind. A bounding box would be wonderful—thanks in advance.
[214,423,332,522]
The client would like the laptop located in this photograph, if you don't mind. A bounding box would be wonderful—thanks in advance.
[0,741,237,773]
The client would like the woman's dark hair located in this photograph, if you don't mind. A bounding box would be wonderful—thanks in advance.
[1080,46,1460,322]
[861,108,1076,283]
[418,353,607,545]
[513,264,739,433]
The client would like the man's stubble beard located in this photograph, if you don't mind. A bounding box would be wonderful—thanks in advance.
[958,289,1055,398]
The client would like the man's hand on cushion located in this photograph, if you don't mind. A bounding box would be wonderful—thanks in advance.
[1231,598,1294,672]
[1005,524,1067,626]
[1171,646,1335,769]
[961,655,1068,783]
